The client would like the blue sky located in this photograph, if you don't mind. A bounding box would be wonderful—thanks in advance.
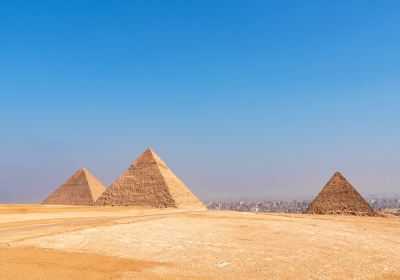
[1,0,399,203]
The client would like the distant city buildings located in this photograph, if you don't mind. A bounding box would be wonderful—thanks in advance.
[368,193,400,210]
[206,200,310,213]
[206,194,400,214]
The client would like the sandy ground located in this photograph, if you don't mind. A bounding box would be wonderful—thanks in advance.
[0,205,399,280]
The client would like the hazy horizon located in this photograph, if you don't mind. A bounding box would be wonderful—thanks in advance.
[1,1,400,203]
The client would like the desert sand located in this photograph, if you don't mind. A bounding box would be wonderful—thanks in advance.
[0,204,399,280]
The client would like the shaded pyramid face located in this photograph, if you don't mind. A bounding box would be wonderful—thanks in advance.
[42,168,106,206]
[304,172,377,216]
[95,148,204,208]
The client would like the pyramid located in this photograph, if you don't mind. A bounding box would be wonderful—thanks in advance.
[42,168,106,206]
[95,148,204,208]
[304,172,377,216]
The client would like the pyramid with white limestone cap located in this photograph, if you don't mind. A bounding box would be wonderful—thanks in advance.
[304,172,377,216]
[42,168,106,205]
[95,148,203,208]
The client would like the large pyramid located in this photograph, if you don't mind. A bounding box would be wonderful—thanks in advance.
[95,148,204,208]
[304,172,377,216]
[42,168,106,206]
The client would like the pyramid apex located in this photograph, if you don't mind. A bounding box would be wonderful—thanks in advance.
[135,147,167,167]
[81,167,96,177]
[76,168,91,178]
[331,171,348,182]
[333,171,345,177]
[143,147,159,157]
[72,168,86,176]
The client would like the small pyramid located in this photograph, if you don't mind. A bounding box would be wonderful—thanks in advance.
[95,148,204,208]
[304,172,377,216]
[42,168,106,206]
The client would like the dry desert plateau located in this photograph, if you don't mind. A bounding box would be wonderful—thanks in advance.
[0,204,399,280]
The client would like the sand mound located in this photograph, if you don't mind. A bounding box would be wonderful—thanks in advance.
[305,172,377,216]
[42,168,106,206]
[95,148,203,208]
